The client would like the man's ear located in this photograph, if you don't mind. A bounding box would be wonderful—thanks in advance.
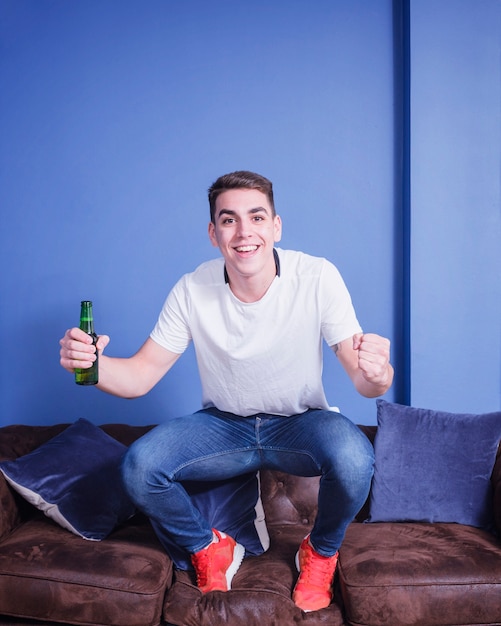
[274,215,282,243]
[208,221,219,248]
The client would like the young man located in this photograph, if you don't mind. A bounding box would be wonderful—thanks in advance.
[60,170,393,613]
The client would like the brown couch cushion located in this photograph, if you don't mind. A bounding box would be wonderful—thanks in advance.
[163,524,345,625]
[338,521,501,626]
[0,514,172,626]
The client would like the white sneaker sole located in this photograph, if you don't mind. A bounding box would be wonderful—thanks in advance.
[295,550,301,572]
[225,541,245,590]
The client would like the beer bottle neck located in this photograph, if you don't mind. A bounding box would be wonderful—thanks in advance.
[79,301,95,334]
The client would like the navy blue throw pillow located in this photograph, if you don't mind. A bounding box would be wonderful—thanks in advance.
[368,400,501,530]
[0,418,135,540]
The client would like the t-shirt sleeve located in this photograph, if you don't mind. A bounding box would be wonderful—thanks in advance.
[319,260,362,346]
[150,275,192,354]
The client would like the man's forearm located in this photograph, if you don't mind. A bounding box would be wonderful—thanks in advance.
[95,338,181,399]
[95,354,150,399]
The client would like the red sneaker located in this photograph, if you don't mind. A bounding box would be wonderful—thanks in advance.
[191,529,245,593]
[292,535,338,612]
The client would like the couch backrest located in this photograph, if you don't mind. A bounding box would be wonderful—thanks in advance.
[1,423,500,539]
[259,470,320,527]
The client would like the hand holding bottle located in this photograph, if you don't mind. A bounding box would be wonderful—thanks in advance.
[60,301,179,398]
[59,328,110,373]
[59,301,110,381]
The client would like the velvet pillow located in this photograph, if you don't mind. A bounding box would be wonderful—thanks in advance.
[368,400,501,530]
[151,471,270,570]
[0,418,135,540]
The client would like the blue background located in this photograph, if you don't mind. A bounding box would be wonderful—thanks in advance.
[1,0,500,426]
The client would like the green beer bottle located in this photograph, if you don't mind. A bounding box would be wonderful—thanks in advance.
[75,300,99,385]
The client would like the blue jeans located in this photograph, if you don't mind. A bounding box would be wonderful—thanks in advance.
[122,408,374,557]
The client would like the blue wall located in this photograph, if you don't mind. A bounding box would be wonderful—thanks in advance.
[409,0,501,414]
[0,0,499,427]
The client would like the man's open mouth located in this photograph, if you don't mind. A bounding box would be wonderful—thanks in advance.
[235,245,258,253]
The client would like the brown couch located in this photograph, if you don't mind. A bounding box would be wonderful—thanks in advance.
[0,423,500,626]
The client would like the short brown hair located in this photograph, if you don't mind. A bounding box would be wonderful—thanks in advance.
[208,171,275,223]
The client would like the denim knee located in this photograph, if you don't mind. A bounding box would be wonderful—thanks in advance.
[317,414,375,494]
[120,439,153,508]
[339,429,374,488]
[347,431,375,479]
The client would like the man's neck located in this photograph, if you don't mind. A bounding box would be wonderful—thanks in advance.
[228,274,275,303]
[225,249,281,303]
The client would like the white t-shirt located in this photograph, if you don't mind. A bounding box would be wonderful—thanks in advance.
[150,248,362,417]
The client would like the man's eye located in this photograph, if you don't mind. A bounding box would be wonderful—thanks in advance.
[222,218,235,224]
[253,216,264,222]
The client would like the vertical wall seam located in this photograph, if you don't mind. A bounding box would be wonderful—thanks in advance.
[402,0,411,405]
[393,0,412,405]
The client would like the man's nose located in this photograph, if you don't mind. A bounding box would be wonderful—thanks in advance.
[236,220,252,237]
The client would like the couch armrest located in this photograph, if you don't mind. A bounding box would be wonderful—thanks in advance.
[0,472,22,541]
[492,441,501,535]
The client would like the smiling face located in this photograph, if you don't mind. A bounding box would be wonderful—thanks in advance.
[208,188,282,292]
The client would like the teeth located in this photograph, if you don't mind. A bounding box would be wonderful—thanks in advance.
[236,245,257,252]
